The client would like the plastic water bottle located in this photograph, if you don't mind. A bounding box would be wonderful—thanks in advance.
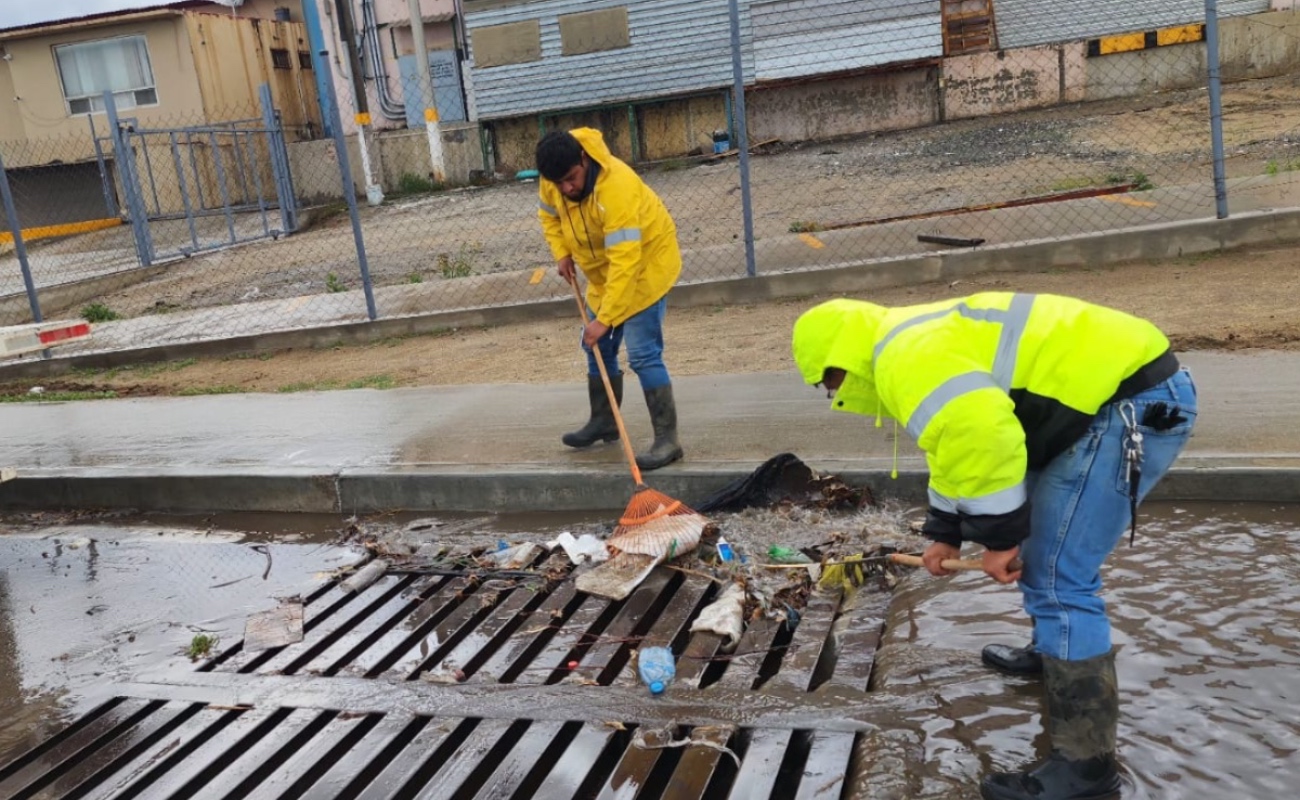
[637,646,676,695]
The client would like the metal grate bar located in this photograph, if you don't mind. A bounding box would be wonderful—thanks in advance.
[0,698,154,798]
[792,730,856,799]
[465,719,573,800]
[399,718,516,799]
[172,708,333,798]
[725,730,790,800]
[287,574,448,676]
[468,574,583,683]
[593,731,673,800]
[346,575,484,678]
[660,724,739,798]
[37,701,204,800]
[87,705,283,800]
[716,618,784,689]
[821,591,890,691]
[351,717,466,800]
[261,575,436,676]
[241,712,380,799]
[507,583,628,685]
[526,723,627,800]
[573,569,683,685]
[762,593,842,693]
[298,715,423,800]
[432,556,572,681]
[76,707,238,800]
[609,574,715,687]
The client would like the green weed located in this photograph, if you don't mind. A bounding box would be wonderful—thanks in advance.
[81,303,120,323]
[788,220,823,233]
[326,272,346,293]
[0,390,118,403]
[187,633,219,661]
[437,243,480,279]
[396,172,437,195]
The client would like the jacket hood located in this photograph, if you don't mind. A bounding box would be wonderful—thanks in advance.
[791,299,888,417]
[571,127,616,170]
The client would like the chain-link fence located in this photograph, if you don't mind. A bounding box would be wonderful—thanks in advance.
[4,1,1300,362]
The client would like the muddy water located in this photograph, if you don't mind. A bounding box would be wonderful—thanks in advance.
[863,501,1300,799]
[1,502,1297,798]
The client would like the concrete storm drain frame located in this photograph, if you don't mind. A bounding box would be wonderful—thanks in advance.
[0,538,911,800]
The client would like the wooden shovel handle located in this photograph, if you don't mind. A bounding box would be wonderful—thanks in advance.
[889,553,1025,573]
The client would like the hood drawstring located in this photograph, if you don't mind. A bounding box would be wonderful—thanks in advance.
[873,397,899,480]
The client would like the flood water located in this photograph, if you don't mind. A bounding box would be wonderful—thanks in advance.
[0,502,1296,798]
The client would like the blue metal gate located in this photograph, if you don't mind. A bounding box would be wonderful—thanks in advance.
[94,84,298,267]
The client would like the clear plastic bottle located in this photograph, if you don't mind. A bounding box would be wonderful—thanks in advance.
[637,646,676,695]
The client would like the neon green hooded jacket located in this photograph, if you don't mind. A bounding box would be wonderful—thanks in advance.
[538,128,681,327]
[791,293,1176,549]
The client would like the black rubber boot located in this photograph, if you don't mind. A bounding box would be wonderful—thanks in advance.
[983,643,1045,676]
[981,651,1122,800]
[635,384,684,471]
[562,375,622,448]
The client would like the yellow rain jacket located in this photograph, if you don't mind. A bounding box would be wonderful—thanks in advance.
[791,293,1177,550]
[538,128,682,327]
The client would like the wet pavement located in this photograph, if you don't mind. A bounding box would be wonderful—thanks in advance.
[3,351,1300,517]
[0,501,1297,798]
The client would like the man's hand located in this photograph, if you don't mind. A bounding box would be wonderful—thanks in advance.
[982,546,1023,584]
[922,541,961,576]
[557,256,576,284]
[582,319,610,349]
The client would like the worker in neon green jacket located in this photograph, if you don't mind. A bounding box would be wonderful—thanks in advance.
[793,293,1197,800]
[537,128,684,470]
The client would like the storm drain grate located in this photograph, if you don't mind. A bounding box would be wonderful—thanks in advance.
[0,555,894,799]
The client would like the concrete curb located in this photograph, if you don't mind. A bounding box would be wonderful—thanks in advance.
[3,461,1299,514]
[3,207,1299,379]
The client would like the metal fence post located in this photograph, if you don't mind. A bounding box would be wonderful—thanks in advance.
[316,50,379,321]
[259,83,299,234]
[728,0,757,278]
[104,91,156,267]
[1205,0,1229,219]
[0,150,45,329]
[86,114,121,218]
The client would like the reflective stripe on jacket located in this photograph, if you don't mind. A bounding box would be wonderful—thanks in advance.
[538,128,681,327]
[791,293,1174,548]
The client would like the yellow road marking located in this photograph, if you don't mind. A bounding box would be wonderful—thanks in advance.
[798,233,825,249]
[1099,195,1157,208]
[529,268,547,285]
[0,217,121,244]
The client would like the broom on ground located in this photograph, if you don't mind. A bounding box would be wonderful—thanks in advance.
[566,277,708,566]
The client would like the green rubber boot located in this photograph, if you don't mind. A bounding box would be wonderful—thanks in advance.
[562,374,622,448]
[981,650,1122,800]
[635,384,684,471]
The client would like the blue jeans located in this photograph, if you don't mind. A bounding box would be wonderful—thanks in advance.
[1019,368,1198,662]
[583,296,671,390]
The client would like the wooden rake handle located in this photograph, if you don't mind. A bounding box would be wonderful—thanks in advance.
[569,277,644,486]
[889,553,1025,573]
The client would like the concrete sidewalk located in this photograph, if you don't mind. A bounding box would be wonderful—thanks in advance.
[2,350,1298,514]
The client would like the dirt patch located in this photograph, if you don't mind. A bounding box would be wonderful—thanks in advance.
[2,242,1298,400]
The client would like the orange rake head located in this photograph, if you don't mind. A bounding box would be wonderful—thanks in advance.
[607,486,709,562]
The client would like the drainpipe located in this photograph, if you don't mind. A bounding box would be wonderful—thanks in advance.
[361,0,407,120]
[334,0,384,204]
[301,0,335,136]
[407,0,446,183]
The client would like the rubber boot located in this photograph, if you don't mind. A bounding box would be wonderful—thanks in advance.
[562,375,622,448]
[980,650,1122,800]
[983,643,1044,676]
[635,384,684,471]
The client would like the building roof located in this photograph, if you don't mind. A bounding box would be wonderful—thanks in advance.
[0,1,207,38]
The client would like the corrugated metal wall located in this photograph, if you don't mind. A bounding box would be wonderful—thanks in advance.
[750,0,940,82]
[464,0,742,121]
[996,0,1271,49]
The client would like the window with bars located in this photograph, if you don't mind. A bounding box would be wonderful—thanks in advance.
[54,35,158,115]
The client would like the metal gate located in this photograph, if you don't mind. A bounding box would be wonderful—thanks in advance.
[94,84,298,267]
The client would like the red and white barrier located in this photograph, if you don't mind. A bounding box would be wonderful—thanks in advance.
[0,321,92,359]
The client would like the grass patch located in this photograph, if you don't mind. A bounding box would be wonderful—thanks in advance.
[437,242,481,279]
[0,390,118,403]
[177,384,244,397]
[1051,176,1096,192]
[395,172,443,195]
[81,303,120,323]
[326,272,346,293]
[186,633,219,661]
[788,220,823,233]
[277,374,395,393]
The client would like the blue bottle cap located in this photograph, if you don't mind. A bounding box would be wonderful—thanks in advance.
[649,681,665,694]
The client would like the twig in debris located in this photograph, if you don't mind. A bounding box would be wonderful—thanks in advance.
[384,567,550,580]
[662,564,727,583]
[249,545,272,580]
[758,551,921,570]
[633,726,741,768]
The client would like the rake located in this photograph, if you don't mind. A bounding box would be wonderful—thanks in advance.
[566,277,708,562]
